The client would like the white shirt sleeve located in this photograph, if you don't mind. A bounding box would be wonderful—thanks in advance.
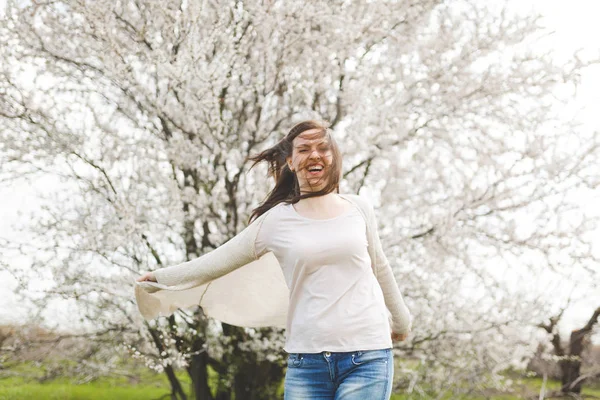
[153,212,268,289]
[366,200,412,334]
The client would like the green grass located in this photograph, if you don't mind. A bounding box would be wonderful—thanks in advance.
[525,376,600,397]
[3,377,599,400]
[386,376,600,400]
[2,362,600,400]
[0,361,191,400]
[0,379,172,400]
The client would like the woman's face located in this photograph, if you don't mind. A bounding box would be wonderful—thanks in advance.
[287,129,334,192]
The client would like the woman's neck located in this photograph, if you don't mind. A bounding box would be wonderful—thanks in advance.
[293,192,352,219]
[295,192,347,213]
[297,192,336,208]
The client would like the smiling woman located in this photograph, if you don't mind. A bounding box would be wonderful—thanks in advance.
[288,128,333,189]
[136,120,412,400]
[247,120,344,221]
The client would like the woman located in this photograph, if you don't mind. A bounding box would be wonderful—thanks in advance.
[136,120,412,399]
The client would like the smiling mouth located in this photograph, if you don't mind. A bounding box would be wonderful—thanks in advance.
[307,166,324,178]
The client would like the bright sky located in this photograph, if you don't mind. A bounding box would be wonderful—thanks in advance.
[524,0,600,110]
[516,0,600,342]
[0,0,598,342]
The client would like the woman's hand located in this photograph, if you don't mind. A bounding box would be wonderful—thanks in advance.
[136,272,157,283]
[391,332,408,342]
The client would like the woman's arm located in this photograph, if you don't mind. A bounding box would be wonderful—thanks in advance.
[367,202,412,335]
[145,213,268,289]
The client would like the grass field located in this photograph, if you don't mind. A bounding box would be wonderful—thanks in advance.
[1,363,599,399]
[2,379,600,399]
[0,361,188,400]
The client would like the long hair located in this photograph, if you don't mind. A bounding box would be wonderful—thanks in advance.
[248,120,342,222]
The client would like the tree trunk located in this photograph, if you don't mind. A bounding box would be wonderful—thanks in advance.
[147,325,188,400]
[188,351,214,400]
[561,307,600,394]
[170,310,213,400]
[214,389,231,400]
[232,357,284,400]
[165,366,188,400]
[214,376,232,400]
[561,329,585,393]
[211,324,285,400]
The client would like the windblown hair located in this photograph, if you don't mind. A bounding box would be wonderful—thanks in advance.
[248,120,342,222]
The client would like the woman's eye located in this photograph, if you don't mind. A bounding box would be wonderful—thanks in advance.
[299,150,307,153]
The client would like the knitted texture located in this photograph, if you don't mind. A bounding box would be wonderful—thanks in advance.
[344,195,412,334]
[153,211,268,288]
[135,194,412,334]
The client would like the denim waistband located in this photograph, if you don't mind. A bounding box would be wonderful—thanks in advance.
[288,348,391,361]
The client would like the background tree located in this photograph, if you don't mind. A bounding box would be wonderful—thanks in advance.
[1,0,598,398]
[539,306,600,395]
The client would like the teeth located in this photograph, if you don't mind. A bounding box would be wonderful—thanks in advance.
[308,166,323,171]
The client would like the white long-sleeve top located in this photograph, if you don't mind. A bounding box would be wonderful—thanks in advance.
[135,194,412,352]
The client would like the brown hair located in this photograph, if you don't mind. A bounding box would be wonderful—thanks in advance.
[248,120,342,222]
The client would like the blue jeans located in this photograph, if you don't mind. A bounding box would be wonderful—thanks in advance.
[284,349,394,399]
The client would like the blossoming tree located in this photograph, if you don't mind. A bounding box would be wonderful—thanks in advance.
[1,0,598,398]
